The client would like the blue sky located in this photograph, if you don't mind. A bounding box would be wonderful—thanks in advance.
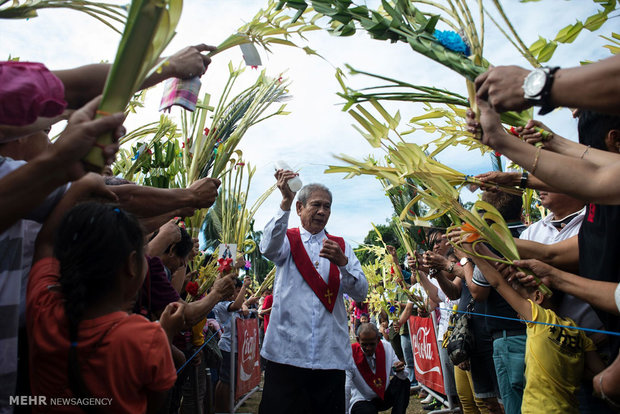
[1,0,614,245]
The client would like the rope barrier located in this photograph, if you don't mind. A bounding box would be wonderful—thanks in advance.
[176,329,221,374]
[435,307,620,337]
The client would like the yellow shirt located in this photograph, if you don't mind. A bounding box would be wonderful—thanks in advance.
[522,300,595,414]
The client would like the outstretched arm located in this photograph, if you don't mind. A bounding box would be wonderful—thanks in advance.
[512,259,619,316]
[182,273,236,327]
[514,236,579,273]
[474,55,620,116]
[0,97,123,233]
[33,174,118,262]
[111,177,219,219]
[471,98,620,204]
[260,169,298,264]
[54,44,216,109]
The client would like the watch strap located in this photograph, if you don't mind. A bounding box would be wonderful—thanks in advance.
[519,171,529,188]
[538,66,560,115]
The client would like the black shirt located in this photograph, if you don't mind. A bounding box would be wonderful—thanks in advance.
[578,203,620,355]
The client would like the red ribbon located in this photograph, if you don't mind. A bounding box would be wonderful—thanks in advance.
[352,341,387,399]
[286,228,344,313]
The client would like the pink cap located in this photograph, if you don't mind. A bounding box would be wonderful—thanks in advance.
[0,61,67,126]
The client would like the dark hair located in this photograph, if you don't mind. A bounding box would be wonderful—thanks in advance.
[481,191,523,222]
[378,310,389,324]
[234,277,243,288]
[428,228,446,238]
[55,203,144,405]
[577,110,620,151]
[165,226,192,258]
[357,322,380,338]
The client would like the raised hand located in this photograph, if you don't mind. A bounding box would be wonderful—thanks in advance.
[475,171,520,193]
[188,177,221,209]
[212,272,236,301]
[51,95,125,181]
[165,44,217,79]
[160,302,186,338]
[275,168,298,210]
[423,251,449,273]
[320,239,348,266]
[511,259,555,288]
[475,65,532,112]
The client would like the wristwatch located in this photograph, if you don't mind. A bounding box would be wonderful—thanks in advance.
[447,262,456,273]
[519,171,529,189]
[522,66,559,115]
[459,257,473,267]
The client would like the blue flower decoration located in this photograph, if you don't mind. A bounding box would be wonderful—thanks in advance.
[433,30,471,56]
[389,305,396,314]
[131,150,140,161]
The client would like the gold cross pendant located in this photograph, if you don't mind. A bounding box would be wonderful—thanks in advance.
[324,288,333,304]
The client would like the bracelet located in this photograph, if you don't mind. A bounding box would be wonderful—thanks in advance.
[519,171,529,188]
[580,145,591,160]
[531,146,542,175]
[599,371,620,409]
[447,262,455,273]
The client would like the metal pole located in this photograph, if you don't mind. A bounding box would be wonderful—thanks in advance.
[230,315,236,414]
[194,361,204,414]
[206,368,214,414]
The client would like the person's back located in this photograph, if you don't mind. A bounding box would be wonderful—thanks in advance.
[27,264,176,413]
[27,201,178,413]
[522,300,594,414]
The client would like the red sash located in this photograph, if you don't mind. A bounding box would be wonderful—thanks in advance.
[352,341,387,400]
[286,228,345,313]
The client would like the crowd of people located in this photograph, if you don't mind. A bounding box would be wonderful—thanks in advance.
[1,19,620,414]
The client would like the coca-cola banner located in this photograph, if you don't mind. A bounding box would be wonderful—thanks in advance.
[408,316,445,394]
[235,318,261,399]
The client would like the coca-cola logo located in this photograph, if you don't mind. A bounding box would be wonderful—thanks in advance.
[413,326,433,361]
[241,328,257,365]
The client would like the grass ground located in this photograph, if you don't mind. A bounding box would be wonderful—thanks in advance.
[234,378,428,414]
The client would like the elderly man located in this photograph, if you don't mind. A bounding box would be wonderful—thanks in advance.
[347,323,410,414]
[258,170,368,414]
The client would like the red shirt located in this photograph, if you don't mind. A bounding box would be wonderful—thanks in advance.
[262,294,273,333]
[27,258,177,413]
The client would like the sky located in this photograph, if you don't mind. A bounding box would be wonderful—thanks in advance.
[1,0,615,246]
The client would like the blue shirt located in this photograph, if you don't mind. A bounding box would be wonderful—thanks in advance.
[260,208,368,370]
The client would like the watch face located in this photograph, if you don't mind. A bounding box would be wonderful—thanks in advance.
[523,70,547,97]
[460,257,468,266]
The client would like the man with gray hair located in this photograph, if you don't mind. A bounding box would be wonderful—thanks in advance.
[348,323,410,414]
[258,169,368,414]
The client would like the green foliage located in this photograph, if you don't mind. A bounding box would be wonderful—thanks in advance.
[601,32,620,55]
[356,222,402,265]
[0,0,126,33]
[277,0,486,80]
[526,0,617,62]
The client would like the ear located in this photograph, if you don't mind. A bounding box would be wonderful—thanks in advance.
[126,250,140,279]
[605,129,620,153]
[296,200,303,216]
[533,289,544,305]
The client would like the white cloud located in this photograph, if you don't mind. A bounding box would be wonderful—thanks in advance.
[1,0,613,244]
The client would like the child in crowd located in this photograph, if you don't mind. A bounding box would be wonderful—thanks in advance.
[457,241,605,414]
[360,313,370,324]
[213,275,253,412]
[27,178,184,414]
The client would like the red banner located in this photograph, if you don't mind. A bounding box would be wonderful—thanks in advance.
[408,316,445,394]
[235,318,261,399]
